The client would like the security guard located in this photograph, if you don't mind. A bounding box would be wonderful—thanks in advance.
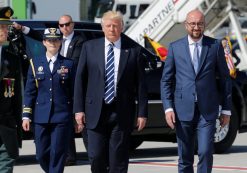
[0,7,22,173]
[22,28,75,173]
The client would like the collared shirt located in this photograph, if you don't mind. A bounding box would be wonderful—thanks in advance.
[188,35,203,61]
[104,37,121,94]
[46,53,58,64]
[61,31,74,57]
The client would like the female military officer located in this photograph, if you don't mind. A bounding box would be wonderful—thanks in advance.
[22,28,75,173]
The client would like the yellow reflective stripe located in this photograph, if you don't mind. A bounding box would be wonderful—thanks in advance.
[29,59,38,88]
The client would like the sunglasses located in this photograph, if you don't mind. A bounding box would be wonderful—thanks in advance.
[59,22,71,27]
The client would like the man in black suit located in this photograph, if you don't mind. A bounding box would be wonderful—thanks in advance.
[73,11,148,173]
[13,15,86,165]
[0,7,22,173]
[58,14,86,165]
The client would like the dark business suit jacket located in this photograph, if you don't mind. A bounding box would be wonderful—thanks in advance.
[0,46,22,159]
[161,35,232,121]
[73,35,148,131]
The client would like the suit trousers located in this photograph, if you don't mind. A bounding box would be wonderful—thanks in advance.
[0,141,15,173]
[34,122,71,173]
[87,101,130,173]
[175,103,216,173]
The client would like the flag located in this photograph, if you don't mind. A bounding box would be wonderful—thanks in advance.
[222,37,236,78]
[144,34,168,61]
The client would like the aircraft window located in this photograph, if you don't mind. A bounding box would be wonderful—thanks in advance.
[116,4,126,15]
[95,3,113,18]
[138,4,149,16]
[130,5,137,19]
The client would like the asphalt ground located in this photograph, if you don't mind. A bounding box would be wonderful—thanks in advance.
[14,133,247,173]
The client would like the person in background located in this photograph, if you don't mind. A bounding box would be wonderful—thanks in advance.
[22,28,75,173]
[160,9,232,173]
[13,14,87,165]
[0,6,22,173]
[73,11,148,173]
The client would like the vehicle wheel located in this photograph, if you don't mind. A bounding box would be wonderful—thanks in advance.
[129,137,143,151]
[214,105,238,154]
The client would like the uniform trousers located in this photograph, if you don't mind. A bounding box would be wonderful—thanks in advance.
[34,122,71,173]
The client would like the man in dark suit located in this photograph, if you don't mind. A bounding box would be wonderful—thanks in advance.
[58,14,86,165]
[22,28,75,173]
[73,11,148,173]
[160,10,232,173]
[0,7,22,173]
[13,15,86,165]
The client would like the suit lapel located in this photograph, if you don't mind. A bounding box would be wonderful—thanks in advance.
[97,38,105,77]
[66,35,77,57]
[197,36,208,74]
[117,38,130,83]
[40,56,50,74]
[182,37,196,75]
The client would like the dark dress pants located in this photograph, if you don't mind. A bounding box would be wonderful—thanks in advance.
[87,102,130,173]
[34,122,71,173]
[176,103,216,173]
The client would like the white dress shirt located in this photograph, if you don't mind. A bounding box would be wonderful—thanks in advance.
[104,38,121,95]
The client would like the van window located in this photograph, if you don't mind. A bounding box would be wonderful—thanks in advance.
[130,5,137,19]
[116,4,126,15]
[138,4,149,16]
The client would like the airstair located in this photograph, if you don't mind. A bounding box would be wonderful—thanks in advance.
[125,0,247,70]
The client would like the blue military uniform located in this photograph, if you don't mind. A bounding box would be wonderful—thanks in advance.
[22,28,75,173]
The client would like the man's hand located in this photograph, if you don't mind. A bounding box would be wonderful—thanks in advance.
[136,117,147,131]
[12,22,23,30]
[75,112,85,133]
[165,111,176,129]
[219,114,230,127]
[22,119,31,131]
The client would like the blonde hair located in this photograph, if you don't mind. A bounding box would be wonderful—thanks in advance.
[101,11,124,26]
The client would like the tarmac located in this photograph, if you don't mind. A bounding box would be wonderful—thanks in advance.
[14,133,247,173]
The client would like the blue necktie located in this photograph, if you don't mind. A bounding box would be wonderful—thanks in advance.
[193,43,199,73]
[104,43,115,104]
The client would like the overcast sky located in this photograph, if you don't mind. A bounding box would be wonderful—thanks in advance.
[32,0,80,20]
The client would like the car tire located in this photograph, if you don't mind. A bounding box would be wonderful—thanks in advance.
[214,105,238,154]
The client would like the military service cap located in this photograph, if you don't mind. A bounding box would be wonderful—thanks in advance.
[43,28,62,40]
[0,6,13,25]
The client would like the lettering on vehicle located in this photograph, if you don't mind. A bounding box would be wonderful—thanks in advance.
[134,0,179,44]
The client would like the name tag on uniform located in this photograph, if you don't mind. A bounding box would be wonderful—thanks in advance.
[36,66,44,74]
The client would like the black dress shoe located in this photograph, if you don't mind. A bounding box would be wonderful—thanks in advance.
[65,159,76,166]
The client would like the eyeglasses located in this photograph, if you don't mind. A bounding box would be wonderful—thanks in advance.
[186,22,204,28]
[59,22,71,27]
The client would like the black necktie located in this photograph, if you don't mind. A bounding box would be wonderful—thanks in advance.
[48,59,53,72]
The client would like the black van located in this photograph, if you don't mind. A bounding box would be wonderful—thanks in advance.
[9,20,247,154]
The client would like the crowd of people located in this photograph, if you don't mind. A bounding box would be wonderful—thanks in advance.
[0,5,232,173]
